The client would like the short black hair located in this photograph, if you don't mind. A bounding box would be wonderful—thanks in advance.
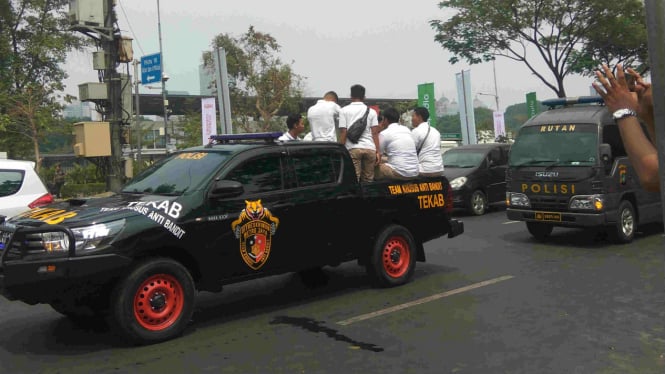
[383,107,400,123]
[324,91,338,102]
[413,107,430,122]
[286,113,301,130]
[350,84,365,100]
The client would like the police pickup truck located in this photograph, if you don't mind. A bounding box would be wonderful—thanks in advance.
[0,133,463,344]
[506,97,662,243]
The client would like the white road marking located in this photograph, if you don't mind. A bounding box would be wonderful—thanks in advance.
[336,275,515,326]
[503,221,521,224]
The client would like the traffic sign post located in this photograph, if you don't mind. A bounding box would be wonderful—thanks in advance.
[141,53,162,85]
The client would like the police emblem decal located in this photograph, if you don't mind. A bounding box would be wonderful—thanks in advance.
[231,200,280,270]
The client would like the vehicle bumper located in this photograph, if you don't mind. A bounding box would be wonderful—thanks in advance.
[506,208,612,227]
[0,254,131,304]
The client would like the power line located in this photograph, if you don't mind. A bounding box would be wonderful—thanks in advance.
[118,0,145,56]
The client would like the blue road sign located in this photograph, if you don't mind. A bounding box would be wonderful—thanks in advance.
[141,53,162,85]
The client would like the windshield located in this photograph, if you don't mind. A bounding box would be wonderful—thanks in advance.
[122,151,231,195]
[442,150,486,168]
[509,124,598,167]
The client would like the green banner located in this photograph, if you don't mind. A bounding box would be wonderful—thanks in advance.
[526,92,538,118]
[417,82,437,128]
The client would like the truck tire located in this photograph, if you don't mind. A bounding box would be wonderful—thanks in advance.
[526,222,553,240]
[611,200,636,244]
[109,258,195,345]
[468,190,487,215]
[366,225,416,287]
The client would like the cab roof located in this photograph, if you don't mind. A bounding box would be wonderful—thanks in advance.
[524,97,612,128]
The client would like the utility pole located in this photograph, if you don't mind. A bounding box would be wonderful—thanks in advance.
[104,0,124,192]
[69,0,131,191]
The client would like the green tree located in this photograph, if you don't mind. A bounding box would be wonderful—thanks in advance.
[430,0,648,98]
[0,0,84,169]
[202,26,304,133]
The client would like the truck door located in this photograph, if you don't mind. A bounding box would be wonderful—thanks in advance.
[285,147,353,269]
[205,151,293,277]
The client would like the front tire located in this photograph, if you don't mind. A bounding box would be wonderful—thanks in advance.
[468,190,487,215]
[526,222,554,240]
[109,258,195,345]
[366,225,416,287]
[611,200,636,244]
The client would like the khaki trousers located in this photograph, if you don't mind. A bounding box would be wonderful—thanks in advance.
[374,163,416,181]
[349,148,376,182]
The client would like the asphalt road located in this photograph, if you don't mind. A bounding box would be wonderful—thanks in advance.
[0,208,663,374]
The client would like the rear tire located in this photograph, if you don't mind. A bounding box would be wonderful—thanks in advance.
[109,258,195,345]
[366,225,416,287]
[468,190,487,215]
[526,222,553,240]
[611,200,636,244]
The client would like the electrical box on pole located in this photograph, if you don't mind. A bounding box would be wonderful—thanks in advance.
[68,0,105,27]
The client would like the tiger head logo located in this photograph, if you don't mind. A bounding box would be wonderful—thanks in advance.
[231,199,280,270]
[244,199,265,220]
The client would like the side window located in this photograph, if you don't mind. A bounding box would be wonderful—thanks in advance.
[602,124,627,158]
[489,148,502,166]
[225,155,283,194]
[0,170,25,197]
[291,152,341,187]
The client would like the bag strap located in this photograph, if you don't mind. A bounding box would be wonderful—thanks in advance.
[417,124,432,154]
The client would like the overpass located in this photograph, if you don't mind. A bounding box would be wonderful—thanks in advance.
[137,93,416,116]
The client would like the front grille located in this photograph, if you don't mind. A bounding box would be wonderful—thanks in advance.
[529,195,570,212]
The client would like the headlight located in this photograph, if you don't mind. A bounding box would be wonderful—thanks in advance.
[508,192,531,207]
[72,219,126,252]
[36,219,125,255]
[569,195,604,211]
[41,231,69,253]
[450,176,467,189]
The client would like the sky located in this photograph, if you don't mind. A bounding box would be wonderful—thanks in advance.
[64,0,597,111]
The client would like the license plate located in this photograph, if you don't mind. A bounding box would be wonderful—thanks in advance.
[535,211,561,222]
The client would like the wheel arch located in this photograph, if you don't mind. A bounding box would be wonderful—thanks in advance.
[374,219,425,262]
[619,192,639,224]
[133,246,202,288]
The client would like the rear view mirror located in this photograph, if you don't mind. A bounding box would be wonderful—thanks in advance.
[209,180,244,199]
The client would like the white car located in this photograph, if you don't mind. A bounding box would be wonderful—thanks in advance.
[0,159,54,219]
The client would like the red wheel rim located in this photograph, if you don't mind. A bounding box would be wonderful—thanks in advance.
[382,236,410,278]
[133,274,185,331]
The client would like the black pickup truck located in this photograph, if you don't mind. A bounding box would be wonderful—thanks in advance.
[0,133,463,344]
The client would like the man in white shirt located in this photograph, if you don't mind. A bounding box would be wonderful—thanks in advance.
[307,91,341,142]
[338,84,380,182]
[375,107,419,181]
[411,107,444,176]
[278,113,305,141]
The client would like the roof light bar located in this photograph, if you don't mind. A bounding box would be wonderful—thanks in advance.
[208,132,283,144]
[542,96,604,109]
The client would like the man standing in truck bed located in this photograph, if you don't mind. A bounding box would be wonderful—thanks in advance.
[338,84,380,182]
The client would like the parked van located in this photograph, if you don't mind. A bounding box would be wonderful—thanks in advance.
[443,143,511,215]
[505,96,662,243]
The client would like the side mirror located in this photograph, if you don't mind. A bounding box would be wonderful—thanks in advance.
[599,143,612,171]
[209,180,244,199]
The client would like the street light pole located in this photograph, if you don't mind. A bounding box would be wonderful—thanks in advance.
[157,0,168,149]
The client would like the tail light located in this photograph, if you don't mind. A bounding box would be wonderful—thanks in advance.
[445,183,453,213]
[29,193,54,208]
